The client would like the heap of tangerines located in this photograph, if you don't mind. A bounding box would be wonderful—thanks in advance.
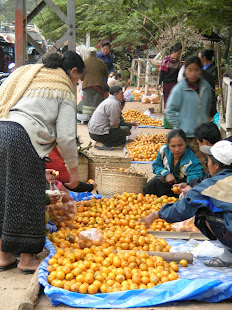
[46,192,183,294]
[47,246,180,294]
[122,109,162,127]
[126,134,167,161]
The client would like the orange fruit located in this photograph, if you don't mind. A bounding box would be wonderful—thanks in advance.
[180,259,188,267]
[56,271,65,280]
[100,284,108,293]
[88,284,98,294]
[79,283,89,294]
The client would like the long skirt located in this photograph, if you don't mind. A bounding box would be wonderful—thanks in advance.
[82,89,104,116]
[143,176,178,197]
[195,208,232,253]
[0,122,46,254]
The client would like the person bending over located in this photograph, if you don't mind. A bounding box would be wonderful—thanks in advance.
[143,140,232,267]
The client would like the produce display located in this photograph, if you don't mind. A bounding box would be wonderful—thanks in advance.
[126,134,167,161]
[47,201,77,229]
[122,109,162,127]
[131,90,161,104]
[46,193,180,293]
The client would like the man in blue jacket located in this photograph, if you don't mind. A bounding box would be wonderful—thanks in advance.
[143,140,232,267]
[97,41,114,81]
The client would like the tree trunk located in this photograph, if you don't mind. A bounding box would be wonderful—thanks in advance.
[223,27,232,61]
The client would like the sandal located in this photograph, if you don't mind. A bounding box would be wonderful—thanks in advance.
[94,145,112,150]
[204,257,232,267]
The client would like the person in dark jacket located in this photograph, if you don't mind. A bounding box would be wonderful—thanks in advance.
[96,41,114,81]
[198,49,218,83]
[143,140,232,267]
[143,129,205,196]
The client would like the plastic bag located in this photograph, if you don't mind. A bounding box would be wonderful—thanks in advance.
[127,125,138,141]
[172,217,199,232]
[124,90,134,102]
[47,201,77,229]
[78,228,104,248]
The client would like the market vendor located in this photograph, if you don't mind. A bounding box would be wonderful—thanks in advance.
[0,51,84,274]
[143,140,232,268]
[88,86,137,150]
[143,129,205,196]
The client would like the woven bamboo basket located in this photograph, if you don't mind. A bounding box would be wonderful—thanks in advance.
[95,166,147,197]
[88,155,131,179]
[78,155,88,182]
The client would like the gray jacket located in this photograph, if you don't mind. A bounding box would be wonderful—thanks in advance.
[88,95,121,135]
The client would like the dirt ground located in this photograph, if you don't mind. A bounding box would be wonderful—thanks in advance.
[0,97,231,310]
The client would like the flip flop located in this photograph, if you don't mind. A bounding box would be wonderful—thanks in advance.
[204,257,232,267]
[94,145,112,150]
[20,269,36,275]
[0,259,19,271]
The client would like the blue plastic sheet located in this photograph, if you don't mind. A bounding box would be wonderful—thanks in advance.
[69,192,103,202]
[39,238,232,308]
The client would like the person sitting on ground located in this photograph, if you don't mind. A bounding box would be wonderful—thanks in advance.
[143,129,205,197]
[46,145,97,192]
[108,73,125,88]
[176,122,221,194]
[143,140,232,268]
[88,86,137,150]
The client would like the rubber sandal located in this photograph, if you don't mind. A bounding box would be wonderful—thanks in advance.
[0,259,19,271]
[94,145,112,150]
[204,257,232,267]
[20,269,36,275]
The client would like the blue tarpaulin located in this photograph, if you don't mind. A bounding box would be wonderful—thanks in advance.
[38,238,232,308]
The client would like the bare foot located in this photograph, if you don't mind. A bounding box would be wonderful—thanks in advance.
[0,252,16,267]
[17,254,41,271]
[95,142,104,147]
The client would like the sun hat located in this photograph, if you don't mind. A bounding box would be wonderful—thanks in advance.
[200,140,232,166]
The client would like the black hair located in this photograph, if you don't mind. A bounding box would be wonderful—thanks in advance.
[167,129,187,144]
[115,73,122,80]
[185,55,202,69]
[199,49,214,61]
[170,43,182,54]
[42,51,85,75]
[110,86,122,95]
[103,84,110,93]
[208,155,232,170]
[102,41,111,48]
[194,122,221,144]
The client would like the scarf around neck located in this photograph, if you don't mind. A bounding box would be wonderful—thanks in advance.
[161,55,178,72]
[0,64,75,118]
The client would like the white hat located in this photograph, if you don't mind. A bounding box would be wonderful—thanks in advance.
[8,63,15,70]
[200,140,232,166]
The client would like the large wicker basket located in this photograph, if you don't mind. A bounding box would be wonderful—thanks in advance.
[95,166,147,197]
[78,155,88,182]
[88,155,131,180]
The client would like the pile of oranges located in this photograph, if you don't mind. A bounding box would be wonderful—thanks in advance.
[47,246,179,294]
[126,134,167,161]
[46,192,180,294]
[73,193,177,231]
[123,109,162,127]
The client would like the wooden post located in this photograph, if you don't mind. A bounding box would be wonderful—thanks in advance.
[144,59,150,96]
[137,59,141,90]
[15,0,26,68]
[225,77,232,137]
[67,0,76,52]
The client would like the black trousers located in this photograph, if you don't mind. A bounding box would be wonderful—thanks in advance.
[89,127,127,147]
[143,176,178,197]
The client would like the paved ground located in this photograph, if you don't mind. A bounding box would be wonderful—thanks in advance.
[0,95,231,309]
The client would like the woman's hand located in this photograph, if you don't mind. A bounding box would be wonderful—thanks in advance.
[142,212,159,228]
[48,193,61,204]
[165,173,176,185]
[64,167,79,189]
[180,185,192,195]
[90,180,97,190]
[46,169,57,184]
